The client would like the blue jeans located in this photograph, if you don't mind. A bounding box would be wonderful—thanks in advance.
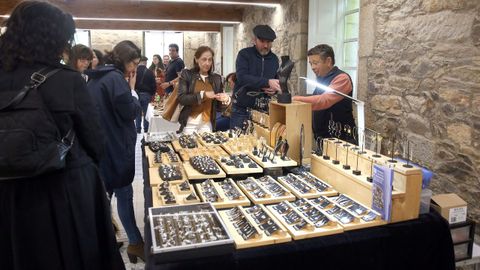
[135,92,152,132]
[113,185,143,245]
[230,105,250,129]
[215,112,230,132]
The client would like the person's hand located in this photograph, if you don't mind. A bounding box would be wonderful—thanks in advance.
[268,79,280,91]
[204,91,216,99]
[262,87,277,96]
[128,71,136,90]
[160,82,170,89]
[292,96,300,101]
[216,93,231,104]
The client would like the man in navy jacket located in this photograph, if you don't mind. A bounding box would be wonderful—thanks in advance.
[230,25,280,129]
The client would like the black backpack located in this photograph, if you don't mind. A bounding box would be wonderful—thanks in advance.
[0,67,75,180]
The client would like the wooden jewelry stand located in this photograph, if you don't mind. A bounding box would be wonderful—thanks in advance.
[311,138,422,223]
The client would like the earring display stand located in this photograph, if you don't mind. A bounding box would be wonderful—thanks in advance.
[312,138,422,223]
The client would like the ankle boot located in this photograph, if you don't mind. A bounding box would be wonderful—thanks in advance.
[127,241,145,263]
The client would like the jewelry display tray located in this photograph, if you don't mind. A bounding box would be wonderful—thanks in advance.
[148,203,234,262]
[145,131,176,143]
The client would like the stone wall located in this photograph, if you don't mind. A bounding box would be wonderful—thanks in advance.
[183,32,222,73]
[358,0,480,236]
[90,30,143,54]
[233,0,309,95]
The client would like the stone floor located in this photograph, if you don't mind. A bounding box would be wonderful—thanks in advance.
[110,134,146,269]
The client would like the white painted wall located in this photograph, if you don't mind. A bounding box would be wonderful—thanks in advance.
[222,25,235,77]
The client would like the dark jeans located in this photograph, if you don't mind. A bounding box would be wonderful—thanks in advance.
[113,184,143,245]
[215,112,230,132]
[135,92,152,132]
[230,105,249,129]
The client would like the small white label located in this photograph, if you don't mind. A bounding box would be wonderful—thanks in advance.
[449,206,467,224]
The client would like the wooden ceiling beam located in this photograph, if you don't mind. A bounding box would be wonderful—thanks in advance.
[0,0,245,22]
[75,20,221,32]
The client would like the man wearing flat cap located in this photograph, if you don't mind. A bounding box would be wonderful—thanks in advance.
[230,24,280,129]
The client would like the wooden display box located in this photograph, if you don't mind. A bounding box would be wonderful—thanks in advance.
[218,205,291,249]
[172,138,201,152]
[182,161,226,180]
[248,145,297,169]
[197,132,230,147]
[265,201,344,240]
[195,179,251,209]
[149,166,187,186]
[253,123,270,144]
[177,146,229,162]
[217,158,263,175]
[237,177,295,205]
[312,196,386,231]
[268,101,312,164]
[152,181,201,207]
[312,139,422,223]
[221,135,258,155]
[277,174,338,199]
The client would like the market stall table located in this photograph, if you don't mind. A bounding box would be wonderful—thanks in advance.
[141,142,455,270]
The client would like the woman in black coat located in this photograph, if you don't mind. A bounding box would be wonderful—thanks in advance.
[86,40,144,263]
[0,2,124,269]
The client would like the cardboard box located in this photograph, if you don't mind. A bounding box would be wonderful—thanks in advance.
[431,193,467,224]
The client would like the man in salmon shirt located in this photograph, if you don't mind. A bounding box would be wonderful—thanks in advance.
[293,44,356,142]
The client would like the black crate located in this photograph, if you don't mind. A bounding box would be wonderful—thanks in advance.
[450,218,475,261]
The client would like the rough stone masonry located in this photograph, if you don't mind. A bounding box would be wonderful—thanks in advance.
[359,0,480,238]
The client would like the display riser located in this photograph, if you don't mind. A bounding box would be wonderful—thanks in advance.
[311,143,422,223]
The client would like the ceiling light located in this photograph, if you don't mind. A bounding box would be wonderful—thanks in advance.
[144,0,279,8]
[73,17,241,24]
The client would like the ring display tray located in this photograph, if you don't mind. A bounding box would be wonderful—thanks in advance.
[172,134,200,152]
[148,203,234,262]
[277,173,338,199]
[196,131,230,146]
[152,181,201,207]
[218,205,291,249]
[145,144,179,168]
[248,145,297,169]
[221,135,258,156]
[195,179,251,209]
[265,199,343,240]
[149,164,187,186]
[145,131,176,143]
[217,154,263,175]
[177,145,229,162]
[237,176,295,205]
[309,195,386,230]
[182,161,226,180]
